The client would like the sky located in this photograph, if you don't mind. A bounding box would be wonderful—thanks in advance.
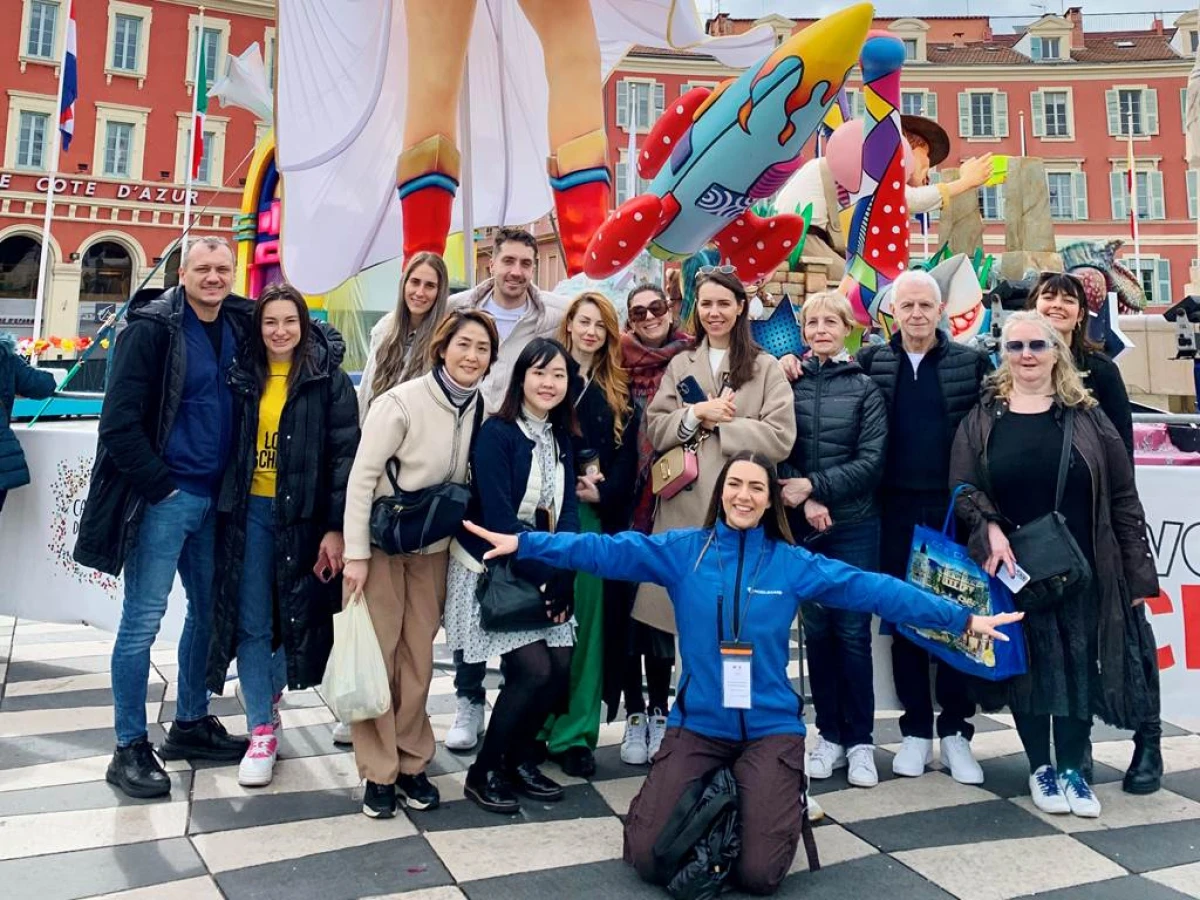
[714,1,1194,23]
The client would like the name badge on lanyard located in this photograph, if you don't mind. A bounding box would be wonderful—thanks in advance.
[720,641,754,709]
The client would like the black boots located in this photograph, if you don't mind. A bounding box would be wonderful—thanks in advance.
[107,739,171,798]
[1124,718,1163,795]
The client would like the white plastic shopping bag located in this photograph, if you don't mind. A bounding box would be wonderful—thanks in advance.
[320,591,390,723]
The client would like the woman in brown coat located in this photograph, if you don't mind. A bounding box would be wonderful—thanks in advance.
[949,312,1159,821]
[638,270,796,649]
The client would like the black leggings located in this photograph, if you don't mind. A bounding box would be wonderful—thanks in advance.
[1014,712,1091,774]
[473,641,572,774]
[622,654,672,715]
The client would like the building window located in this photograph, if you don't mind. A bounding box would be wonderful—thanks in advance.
[1108,88,1158,136]
[186,17,230,87]
[16,111,49,170]
[195,131,215,184]
[104,121,135,177]
[26,0,58,59]
[845,89,865,119]
[681,81,717,97]
[78,241,133,355]
[978,184,1005,220]
[1109,168,1165,221]
[903,38,918,61]
[1191,31,1199,53]
[1031,90,1071,139]
[1189,171,1198,220]
[1046,171,1087,220]
[959,91,1008,139]
[1129,258,1171,305]
[615,80,665,131]
[901,90,938,119]
[111,14,141,72]
[1030,36,1060,61]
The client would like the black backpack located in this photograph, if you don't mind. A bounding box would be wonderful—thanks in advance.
[651,767,741,900]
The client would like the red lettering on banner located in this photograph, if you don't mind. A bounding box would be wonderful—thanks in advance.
[1184,585,1200,670]
[1147,590,1176,670]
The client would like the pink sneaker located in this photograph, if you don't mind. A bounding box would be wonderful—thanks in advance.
[238,725,278,787]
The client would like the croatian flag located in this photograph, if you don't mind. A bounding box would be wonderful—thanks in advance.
[59,0,77,151]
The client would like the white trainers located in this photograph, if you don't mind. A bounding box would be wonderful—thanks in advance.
[892,736,934,777]
[940,734,985,785]
[331,721,353,746]
[807,737,847,779]
[238,726,279,787]
[846,744,879,788]
[1029,765,1070,814]
[1058,769,1101,818]
[806,792,825,822]
[621,713,649,765]
[445,697,486,752]
[647,710,668,761]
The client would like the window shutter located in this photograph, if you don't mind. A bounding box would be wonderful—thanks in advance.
[1031,37,1043,61]
[958,92,971,137]
[1105,89,1120,136]
[1150,170,1165,219]
[615,156,628,204]
[1155,258,1171,303]
[853,90,865,118]
[1190,171,1198,219]
[616,80,629,129]
[1183,87,1190,133]
[996,183,1006,219]
[995,92,1009,137]
[654,82,666,123]
[925,90,938,119]
[1031,91,1046,137]
[1072,171,1088,220]
[1144,89,1159,135]
[1110,171,1126,220]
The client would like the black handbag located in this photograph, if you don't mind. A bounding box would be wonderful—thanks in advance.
[476,559,553,632]
[651,765,741,900]
[368,400,482,555]
[1007,407,1093,613]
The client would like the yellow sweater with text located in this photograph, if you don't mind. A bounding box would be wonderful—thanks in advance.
[251,361,290,498]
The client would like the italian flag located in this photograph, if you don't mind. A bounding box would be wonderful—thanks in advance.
[190,34,207,180]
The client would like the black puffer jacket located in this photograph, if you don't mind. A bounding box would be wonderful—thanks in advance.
[206,322,360,693]
[856,330,992,436]
[74,287,254,575]
[780,356,887,527]
[0,333,56,492]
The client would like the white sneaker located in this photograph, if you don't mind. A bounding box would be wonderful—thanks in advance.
[806,793,825,822]
[1029,765,1070,814]
[647,709,668,761]
[807,737,847,780]
[846,744,879,788]
[331,721,353,746]
[238,726,278,787]
[621,713,649,765]
[1058,769,1101,818]
[940,734,984,785]
[892,736,934,777]
[445,697,485,752]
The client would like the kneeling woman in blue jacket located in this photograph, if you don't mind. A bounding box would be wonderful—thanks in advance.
[465,450,1020,896]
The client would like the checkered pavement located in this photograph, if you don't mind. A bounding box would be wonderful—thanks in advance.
[1,615,1198,900]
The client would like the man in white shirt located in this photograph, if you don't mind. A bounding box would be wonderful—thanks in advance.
[774,116,993,282]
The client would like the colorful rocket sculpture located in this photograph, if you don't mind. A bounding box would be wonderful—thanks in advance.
[584,4,874,284]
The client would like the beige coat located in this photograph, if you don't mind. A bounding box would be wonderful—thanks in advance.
[343,371,482,560]
[634,341,797,632]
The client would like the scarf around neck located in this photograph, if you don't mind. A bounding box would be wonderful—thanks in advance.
[620,330,693,405]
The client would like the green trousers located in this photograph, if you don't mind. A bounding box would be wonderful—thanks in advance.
[542,503,604,753]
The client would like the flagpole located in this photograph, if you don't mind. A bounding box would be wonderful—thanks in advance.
[1127,111,1141,280]
[29,0,73,367]
[182,6,205,259]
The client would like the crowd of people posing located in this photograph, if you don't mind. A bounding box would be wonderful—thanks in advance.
[74,229,1161,897]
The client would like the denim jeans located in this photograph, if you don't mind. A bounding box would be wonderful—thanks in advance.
[237,496,287,729]
[801,517,880,749]
[112,489,216,746]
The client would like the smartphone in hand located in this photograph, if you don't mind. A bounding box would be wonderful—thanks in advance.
[677,375,707,405]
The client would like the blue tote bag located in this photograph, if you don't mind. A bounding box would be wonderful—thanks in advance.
[896,486,1027,681]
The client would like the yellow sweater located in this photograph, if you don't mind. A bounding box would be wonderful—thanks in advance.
[251,360,290,498]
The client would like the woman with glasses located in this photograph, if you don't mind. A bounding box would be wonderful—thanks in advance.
[637,271,796,697]
[615,283,694,764]
[949,312,1159,820]
[778,291,888,789]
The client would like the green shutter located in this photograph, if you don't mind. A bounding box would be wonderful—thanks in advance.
[654,82,666,123]
[616,81,629,129]
[1155,258,1172,303]
[996,92,1009,137]
[1105,89,1120,136]
[1031,91,1045,137]
[1110,171,1126,220]
[1144,89,1159,134]
[1150,170,1165,219]
[925,91,938,119]
[958,92,971,137]
[1073,172,1088,220]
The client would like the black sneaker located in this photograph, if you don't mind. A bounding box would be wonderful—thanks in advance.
[464,768,520,814]
[362,781,398,819]
[396,771,441,811]
[106,739,171,799]
[507,761,564,802]
[159,715,250,762]
[551,745,596,778]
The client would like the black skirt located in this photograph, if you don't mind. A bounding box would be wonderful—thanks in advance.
[1007,582,1100,719]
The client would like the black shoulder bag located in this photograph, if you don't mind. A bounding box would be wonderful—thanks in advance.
[369,399,483,555]
[1006,407,1093,613]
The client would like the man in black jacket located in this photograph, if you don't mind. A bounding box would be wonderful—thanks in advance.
[856,270,993,786]
[74,237,254,798]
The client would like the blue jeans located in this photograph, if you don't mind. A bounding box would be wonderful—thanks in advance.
[801,517,880,749]
[113,489,216,746]
[237,496,288,729]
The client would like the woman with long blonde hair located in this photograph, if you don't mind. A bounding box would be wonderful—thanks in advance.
[541,291,640,777]
[950,311,1159,821]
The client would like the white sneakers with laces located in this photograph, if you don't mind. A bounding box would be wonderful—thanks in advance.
[621,713,649,765]
[1029,765,1070,814]
[1058,769,1101,818]
[647,710,668,761]
[892,736,934,777]
[445,697,486,752]
[807,737,847,779]
[939,734,985,785]
[846,744,879,787]
[238,725,279,787]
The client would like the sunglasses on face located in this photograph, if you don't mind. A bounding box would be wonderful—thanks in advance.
[628,299,670,323]
[1004,339,1052,355]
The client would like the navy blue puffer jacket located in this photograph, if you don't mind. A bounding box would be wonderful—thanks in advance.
[0,333,57,491]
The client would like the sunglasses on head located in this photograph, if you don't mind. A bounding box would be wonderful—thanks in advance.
[1004,339,1052,355]
[697,264,737,279]
[628,299,670,323]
